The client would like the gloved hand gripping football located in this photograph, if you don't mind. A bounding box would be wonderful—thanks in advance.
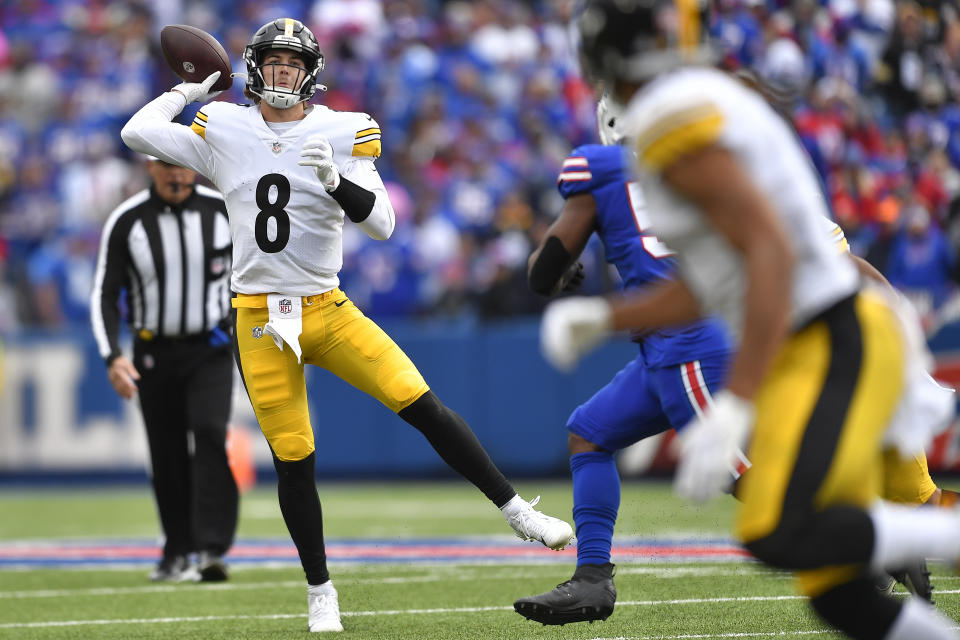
[171,71,224,104]
[299,135,341,192]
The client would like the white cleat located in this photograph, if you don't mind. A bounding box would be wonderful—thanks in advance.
[308,581,344,633]
[503,495,575,551]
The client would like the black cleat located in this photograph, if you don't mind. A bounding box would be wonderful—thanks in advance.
[514,563,616,625]
[196,552,229,582]
[873,572,895,596]
[890,559,933,603]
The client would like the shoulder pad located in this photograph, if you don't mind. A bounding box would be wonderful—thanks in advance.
[821,217,850,255]
[351,112,381,159]
[626,78,725,173]
[557,144,627,198]
[189,102,245,140]
[190,108,209,139]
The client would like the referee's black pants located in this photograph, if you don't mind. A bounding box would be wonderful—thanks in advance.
[134,335,238,560]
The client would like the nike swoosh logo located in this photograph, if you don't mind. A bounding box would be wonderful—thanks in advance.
[334,300,347,307]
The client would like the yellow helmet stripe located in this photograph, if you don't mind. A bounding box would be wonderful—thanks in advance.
[675,0,701,55]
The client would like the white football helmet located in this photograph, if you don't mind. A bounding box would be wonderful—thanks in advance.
[596,94,624,146]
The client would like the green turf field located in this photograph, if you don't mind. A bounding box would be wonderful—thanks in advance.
[0,480,957,639]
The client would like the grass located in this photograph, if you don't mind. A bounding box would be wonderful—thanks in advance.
[0,480,956,639]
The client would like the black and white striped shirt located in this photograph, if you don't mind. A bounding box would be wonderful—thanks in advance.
[91,185,232,364]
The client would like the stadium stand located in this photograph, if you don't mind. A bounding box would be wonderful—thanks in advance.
[1,0,959,328]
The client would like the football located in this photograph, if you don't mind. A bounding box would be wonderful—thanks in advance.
[160,25,233,91]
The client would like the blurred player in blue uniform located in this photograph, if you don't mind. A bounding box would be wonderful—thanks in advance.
[514,100,735,625]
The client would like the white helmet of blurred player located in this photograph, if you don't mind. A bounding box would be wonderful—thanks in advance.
[596,94,624,146]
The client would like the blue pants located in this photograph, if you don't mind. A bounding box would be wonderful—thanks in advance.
[567,351,729,567]
[568,353,730,451]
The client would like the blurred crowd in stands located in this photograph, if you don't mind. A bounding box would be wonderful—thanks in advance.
[2,0,960,335]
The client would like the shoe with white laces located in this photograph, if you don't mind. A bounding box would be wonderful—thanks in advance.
[502,495,574,551]
[308,581,343,633]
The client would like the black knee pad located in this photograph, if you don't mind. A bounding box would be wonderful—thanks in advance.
[397,390,446,431]
[744,506,873,570]
[273,451,316,488]
[744,529,798,569]
[810,577,902,640]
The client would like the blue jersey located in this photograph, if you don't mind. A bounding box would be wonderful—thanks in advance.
[558,144,730,367]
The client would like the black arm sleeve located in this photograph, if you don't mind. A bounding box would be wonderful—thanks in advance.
[528,235,573,295]
[329,175,376,223]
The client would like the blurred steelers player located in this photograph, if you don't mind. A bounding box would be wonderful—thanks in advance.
[538,1,960,638]
[122,17,572,633]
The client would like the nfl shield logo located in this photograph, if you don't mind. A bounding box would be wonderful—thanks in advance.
[252,326,263,339]
[272,141,282,154]
[279,298,293,314]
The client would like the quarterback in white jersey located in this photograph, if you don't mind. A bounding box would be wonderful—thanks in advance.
[538,1,960,638]
[123,57,391,297]
[121,17,573,634]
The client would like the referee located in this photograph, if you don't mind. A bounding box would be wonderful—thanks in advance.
[90,156,238,583]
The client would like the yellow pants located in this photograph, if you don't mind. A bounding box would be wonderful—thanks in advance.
[735,293,905,597]
[233,289,429,461]
[881,449,938,505]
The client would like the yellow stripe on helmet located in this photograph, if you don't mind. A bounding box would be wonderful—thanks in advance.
[675,0,702,57]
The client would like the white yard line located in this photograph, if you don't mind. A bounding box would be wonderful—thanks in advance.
[0,566,775,599]
[3,591,959,629]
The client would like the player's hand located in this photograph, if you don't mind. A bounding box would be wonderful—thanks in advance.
[171,71,223,104]
[299,135,341,192]
[540,296,612,372]
[555,261,585,294]
[107,356,141,399]
[674,391,754,502]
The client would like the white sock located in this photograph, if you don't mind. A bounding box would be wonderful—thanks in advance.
[869,501,960,572]
[885,597,959,640]
[500,494,525,517]
[308,580,336,596]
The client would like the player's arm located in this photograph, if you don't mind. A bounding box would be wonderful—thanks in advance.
[120,74,218,177]
[659,145,794,400]
[90,213,140,399]
[334,157,395,241]
[527,193,595,295]
[608,275,702,329]
[851,252,890,288]
[299,124,394,241]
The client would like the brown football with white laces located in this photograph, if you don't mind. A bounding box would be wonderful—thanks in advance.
[160,24,233,91]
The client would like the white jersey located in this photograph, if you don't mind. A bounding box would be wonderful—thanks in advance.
[620,67,860,340]
[121,93,394,296]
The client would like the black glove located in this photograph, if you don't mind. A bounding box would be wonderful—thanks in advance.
[555,261,585,294]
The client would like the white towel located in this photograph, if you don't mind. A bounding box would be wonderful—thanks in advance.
[263,294,303,363]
